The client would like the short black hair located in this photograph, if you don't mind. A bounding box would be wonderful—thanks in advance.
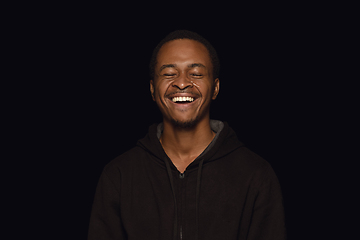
[149,30,220,80]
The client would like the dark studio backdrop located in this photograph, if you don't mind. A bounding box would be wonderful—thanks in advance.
[19,3,351,240]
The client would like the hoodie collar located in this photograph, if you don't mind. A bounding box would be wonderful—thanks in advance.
[156,120,225,139]
[137,120,243,169]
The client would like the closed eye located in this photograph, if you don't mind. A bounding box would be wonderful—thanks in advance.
[190,73,203,77]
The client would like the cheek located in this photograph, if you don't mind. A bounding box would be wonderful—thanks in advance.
[154,81,170,102]
[196,82,213,100]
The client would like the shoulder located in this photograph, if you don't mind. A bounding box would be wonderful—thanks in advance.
[102,146,146,176]
[230,146,272,171]
[226,146,278,184]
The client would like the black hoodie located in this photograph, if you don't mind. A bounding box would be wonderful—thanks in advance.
[88,121,286,240]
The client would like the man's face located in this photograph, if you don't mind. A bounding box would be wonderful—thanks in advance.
[150,39,219,128]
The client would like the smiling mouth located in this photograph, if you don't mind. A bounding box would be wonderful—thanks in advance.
[171,96,195,103]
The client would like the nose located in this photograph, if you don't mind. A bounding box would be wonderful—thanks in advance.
[172,74,193,90]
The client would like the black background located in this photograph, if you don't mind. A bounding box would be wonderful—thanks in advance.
[11,3,352,239]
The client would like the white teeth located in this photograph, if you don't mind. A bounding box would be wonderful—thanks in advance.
[171,96,194,102]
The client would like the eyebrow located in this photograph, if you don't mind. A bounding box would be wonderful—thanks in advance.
[159,63,206,72]
[159,64,177,72]
[188,63,206,69]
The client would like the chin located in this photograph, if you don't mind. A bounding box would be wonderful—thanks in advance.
[170,117,199,129]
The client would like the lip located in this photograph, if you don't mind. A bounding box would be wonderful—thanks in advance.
[166,93,200,99]
[167,99,198,111]
[165,93,200,107]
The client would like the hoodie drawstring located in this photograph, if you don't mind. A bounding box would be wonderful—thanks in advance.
[195,158,205,240]
[165,157,205,240]
[164,158,178,240]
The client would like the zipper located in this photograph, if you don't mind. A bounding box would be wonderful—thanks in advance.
[179,172,185,240]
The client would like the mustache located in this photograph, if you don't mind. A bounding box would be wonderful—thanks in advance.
[165,89,201,98]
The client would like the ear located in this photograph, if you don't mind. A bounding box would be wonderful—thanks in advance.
[150,80,156,101]
[212,78,220,100]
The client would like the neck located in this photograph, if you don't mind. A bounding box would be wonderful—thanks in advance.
[160,118,215,173]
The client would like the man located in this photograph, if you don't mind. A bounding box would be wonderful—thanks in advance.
[88,30,286,240]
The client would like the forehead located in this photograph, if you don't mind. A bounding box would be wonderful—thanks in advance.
[156,39,212,69]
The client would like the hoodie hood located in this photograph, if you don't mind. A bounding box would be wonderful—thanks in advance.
[137,120,244,171]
